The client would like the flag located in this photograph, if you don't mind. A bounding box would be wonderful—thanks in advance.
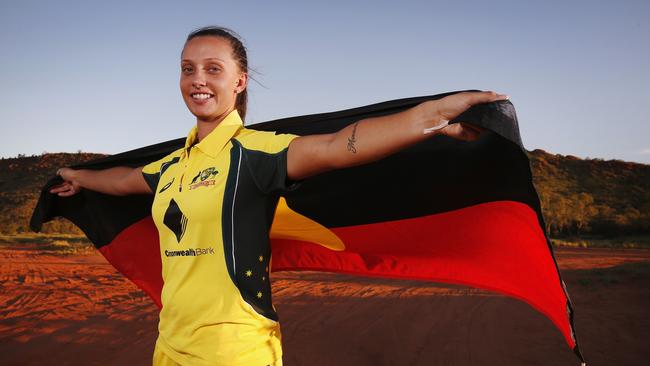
[30,90,585,364]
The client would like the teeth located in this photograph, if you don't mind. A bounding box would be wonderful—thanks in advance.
[192,93,213,100]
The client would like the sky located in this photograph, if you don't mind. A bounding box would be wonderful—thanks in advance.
[1,0,649,163]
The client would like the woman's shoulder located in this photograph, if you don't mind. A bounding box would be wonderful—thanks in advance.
[233,127,299,153]
[142,147,184,174]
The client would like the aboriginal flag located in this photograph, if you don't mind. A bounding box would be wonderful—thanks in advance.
[30,90,585,364]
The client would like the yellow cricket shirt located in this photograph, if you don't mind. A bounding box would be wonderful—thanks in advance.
[141,109,299,366]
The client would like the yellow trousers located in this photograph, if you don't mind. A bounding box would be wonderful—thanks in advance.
[152,341,283,366]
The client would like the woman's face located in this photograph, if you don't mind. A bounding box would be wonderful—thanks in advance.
[180,36,246,123]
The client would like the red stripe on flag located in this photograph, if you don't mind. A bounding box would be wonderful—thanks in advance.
[271,200,573,348]
[98,216,164,310]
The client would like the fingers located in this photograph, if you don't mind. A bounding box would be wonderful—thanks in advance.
[458,91,508,107]
[50,185,69,193]
[460,122,485,134]
[49,182,75,196]
[54,188,76,197]
[444,122,484,142]
[58,189,76,197]
[49,183,68,193]
[468,90,509,104]
[458,123,481,141]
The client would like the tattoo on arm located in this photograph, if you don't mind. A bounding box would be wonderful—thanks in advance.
[347,122,359,154]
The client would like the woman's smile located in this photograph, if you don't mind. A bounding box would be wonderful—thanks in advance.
[191,92,214,100]
[190,92,215,105]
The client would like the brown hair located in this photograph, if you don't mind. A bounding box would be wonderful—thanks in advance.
[184,26,249,121]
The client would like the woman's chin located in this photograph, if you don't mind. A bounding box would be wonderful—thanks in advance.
[189,108,218,121]
[185,99,216,118]
[190,111,211,120]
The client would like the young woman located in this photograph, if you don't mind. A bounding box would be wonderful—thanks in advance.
[50,26,508,366]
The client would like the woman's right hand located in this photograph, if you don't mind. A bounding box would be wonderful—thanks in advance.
[49,167,83,197]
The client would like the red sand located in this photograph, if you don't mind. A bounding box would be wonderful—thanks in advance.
[0,246,648,365]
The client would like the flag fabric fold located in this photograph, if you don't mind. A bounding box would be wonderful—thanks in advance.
[30,90,585,363]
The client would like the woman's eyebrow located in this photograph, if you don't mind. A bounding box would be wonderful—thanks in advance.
[181,57,225,63]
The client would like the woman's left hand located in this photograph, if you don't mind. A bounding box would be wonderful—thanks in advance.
[439,122,486,142]
[420,90,509,141]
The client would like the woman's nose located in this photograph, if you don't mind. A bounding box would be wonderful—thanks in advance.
[192,79,207,88]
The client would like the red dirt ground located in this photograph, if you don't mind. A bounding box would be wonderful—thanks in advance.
[0,246,648,365]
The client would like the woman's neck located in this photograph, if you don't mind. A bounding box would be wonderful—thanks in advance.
[196,108,235,143]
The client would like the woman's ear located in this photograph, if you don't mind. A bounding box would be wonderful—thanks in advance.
[235,73,248,93]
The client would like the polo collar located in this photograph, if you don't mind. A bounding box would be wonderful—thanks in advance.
[183,109,243,158]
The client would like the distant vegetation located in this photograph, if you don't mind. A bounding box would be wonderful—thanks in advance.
[528,149,649,238]
[0,152,106,235]
[1,150,648,247]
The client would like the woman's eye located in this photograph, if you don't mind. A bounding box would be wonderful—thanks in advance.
[182,66,192,73]
[208,66,221,73]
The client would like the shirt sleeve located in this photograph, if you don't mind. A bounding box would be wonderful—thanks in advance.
[141,152,180,193]
[244,132,301,195]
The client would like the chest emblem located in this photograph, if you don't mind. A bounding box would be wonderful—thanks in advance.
[163,198,188,243]
[189,167,219,190]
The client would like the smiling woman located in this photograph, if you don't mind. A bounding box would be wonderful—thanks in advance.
[48,25,508,366]
[180,28,249,129]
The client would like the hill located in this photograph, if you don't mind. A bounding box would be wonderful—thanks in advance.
[0,152,107,234]
[1,150,648,244]
[528,149,650,237]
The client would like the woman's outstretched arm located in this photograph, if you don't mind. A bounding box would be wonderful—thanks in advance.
[286,90,509,181]
[49,166,152,197]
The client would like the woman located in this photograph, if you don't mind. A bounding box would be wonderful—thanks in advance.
[50,26,508,366]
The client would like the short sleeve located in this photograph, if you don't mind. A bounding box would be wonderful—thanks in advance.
[242,132,301,195]
[141,152,180,193]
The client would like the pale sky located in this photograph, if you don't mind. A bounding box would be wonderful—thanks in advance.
[1,0,648,163]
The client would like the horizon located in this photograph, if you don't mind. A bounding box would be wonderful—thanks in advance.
[4,145,649,167]
[1,0,649,164]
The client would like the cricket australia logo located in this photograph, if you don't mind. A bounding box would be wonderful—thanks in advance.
[189,166,218,190]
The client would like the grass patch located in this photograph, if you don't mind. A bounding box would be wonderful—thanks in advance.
[551,234,650,249]
[0,233,91,245]
[0,233,94,255]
